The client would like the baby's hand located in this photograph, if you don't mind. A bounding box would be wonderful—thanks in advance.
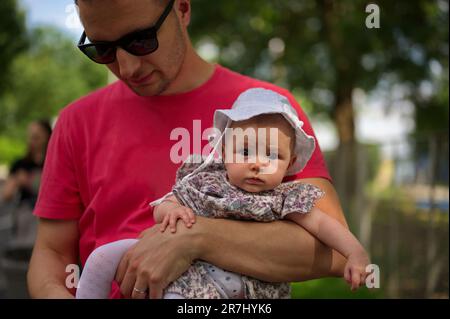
[160,204,196,234]
[344,251,370,291]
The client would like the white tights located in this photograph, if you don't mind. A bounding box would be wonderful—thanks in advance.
[75,238,244,299]
[76,239,185,299]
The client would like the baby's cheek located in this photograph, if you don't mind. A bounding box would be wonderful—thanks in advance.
[275,162,290,183]
[269,160,288,175]
[226,171,239,185]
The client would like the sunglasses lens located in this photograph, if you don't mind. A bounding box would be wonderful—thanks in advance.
[79,29,159,64]
[83,44,116,64]
[126,34,158,56]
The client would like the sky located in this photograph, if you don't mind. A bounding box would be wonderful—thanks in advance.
[19,0,83,39]
[17,0,415,153]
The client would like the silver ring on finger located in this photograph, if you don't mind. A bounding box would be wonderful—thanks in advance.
[133,287,148,295]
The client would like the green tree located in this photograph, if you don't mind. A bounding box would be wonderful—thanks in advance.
[0,0,28,96]
[0,26,107,164]
[188,0,449,208]
[189,0,448,143]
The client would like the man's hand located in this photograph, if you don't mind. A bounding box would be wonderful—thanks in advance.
[114,221,200,299]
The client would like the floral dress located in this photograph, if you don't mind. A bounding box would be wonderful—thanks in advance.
[163,155,324,299]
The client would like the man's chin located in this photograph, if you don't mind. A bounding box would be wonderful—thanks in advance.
[127,84,157,97]
[126,81,169,97]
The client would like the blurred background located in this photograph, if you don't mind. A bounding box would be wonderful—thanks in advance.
[0,0,448,299]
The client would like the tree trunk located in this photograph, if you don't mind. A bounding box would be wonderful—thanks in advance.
[333,87,358,227]
[320,0,358,222]
[425,134,443,298]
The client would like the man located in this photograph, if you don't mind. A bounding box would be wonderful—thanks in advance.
[28,0,349,299]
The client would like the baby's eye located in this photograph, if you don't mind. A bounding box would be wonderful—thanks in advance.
[267,152,279,160]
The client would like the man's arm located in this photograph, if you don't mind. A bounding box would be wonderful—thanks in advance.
[27,218,79,298]
[195,178,348,282]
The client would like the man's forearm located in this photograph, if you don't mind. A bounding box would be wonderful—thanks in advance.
[28,247,76,298]
[194,216,346,283]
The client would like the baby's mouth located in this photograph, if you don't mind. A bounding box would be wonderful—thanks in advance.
[245,177,265,185]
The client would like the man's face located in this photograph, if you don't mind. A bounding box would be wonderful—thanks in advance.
[78,0,187,96]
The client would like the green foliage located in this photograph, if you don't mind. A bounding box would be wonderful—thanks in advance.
[0,135,25,166]
[0,25,108,159]
[0,0,28,96]
[415,74,449,134]
[291,278,383,299]
[189,0,449,127]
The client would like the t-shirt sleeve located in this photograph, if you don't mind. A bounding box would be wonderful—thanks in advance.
[281,91,332,183]
[34,108,83,220]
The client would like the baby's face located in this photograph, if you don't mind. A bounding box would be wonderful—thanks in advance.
[223,115,297,193]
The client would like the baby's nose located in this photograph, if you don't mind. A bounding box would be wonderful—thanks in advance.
[251,156,269,170]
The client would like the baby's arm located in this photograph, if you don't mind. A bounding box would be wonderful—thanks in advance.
[153,195,196,233]
[285,208,370,290]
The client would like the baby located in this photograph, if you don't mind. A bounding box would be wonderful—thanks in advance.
[76,88,370,299]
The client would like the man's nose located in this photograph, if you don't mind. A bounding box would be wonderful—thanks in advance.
[115,48,142,79]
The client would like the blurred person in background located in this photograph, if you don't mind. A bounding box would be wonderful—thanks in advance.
[0,119,52,298]
[1,120,52,245]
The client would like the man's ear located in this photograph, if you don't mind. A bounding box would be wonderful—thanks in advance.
[176,0,191,27]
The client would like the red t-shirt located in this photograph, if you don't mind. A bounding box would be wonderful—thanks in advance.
[34,64,331,297]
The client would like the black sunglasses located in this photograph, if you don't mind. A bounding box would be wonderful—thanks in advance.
[78,0,175,64]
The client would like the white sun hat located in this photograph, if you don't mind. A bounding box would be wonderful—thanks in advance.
[213,87,316,176]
